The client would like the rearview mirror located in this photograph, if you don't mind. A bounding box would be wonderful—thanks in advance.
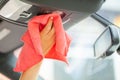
[94,25,120,58]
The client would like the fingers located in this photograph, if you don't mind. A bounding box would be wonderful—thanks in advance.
[41,17,53,35]
[40,17,56,55]
[43,35,55,55]
[40,17,55,40]
[40,26,55,41]
[40,32,55,55]
[47,25,55,37]
[40,27,55,55]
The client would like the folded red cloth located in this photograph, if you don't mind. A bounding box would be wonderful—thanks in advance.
[14,13,71,72]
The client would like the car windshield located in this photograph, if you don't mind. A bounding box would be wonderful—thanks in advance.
[97,0,120,26]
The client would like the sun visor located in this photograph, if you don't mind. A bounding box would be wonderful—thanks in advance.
[20,0,105,13]
[0,0,104,29]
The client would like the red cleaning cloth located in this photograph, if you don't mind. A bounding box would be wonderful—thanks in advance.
[14,13,71,72]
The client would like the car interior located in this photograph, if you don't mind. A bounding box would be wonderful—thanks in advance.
[0,0,120,80]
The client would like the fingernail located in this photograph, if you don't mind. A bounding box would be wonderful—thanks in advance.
[50,17,53,20]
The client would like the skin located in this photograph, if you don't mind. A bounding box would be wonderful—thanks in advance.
[19,17,55,80]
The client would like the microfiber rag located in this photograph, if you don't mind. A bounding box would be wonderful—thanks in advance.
[14,13,71,72]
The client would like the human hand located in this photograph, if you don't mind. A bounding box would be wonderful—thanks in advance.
[40,17,55,55]
[19,17,55,80]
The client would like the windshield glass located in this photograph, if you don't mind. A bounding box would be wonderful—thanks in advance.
[97,0,120,26]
